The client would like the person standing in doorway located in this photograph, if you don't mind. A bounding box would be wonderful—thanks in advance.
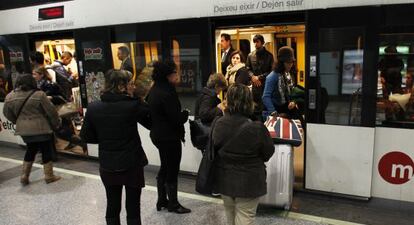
[221,33,235,76]
[118,46,134,74]
[147,61,191,214]
[50,51,74,101]
[246,34,274,120]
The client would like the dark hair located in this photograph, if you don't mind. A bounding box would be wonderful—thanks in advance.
[229,50,246,64]
[253,34,265,44]
[221,33,231,41]
[225,83,254,116]
[118,46,130,56]
[29,51,44,65]
[152,60,177,82]
[104,69,132,94]
[15,61,25,74]
[273,60,298,75]
[207,73,227,89]
[62,51,73,58]
[15,74,37,91]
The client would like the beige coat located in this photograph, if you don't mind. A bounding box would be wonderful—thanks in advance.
[3,90,60,137]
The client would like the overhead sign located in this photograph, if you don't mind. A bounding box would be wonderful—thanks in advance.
[38,6,64,21]
[0,0,71,10]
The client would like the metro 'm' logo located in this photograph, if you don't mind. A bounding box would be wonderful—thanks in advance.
[378,151,414,185]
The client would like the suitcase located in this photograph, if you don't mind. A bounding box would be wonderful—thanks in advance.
[260,144,294,210]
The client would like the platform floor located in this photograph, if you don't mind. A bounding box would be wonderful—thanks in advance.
[1,142,414,225]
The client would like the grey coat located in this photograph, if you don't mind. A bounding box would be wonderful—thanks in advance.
[212,114,274,198]
[3,90,60,137]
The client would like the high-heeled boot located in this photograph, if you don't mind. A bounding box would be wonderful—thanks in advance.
[165,183,191,214]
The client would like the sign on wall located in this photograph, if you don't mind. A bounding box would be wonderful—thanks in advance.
[372,127,414,202]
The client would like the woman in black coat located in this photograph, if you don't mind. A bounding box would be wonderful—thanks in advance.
[194,73,227,125]
[212,83,274,225]
[81,70,151,225]
[147,61,191,214]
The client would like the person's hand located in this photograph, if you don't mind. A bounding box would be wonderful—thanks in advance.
[251,75,262,87]
[288,101,297,110]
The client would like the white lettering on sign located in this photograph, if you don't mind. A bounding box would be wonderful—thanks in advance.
[391,164,414,180]
[213,0,305,15]
[29,20,74,32]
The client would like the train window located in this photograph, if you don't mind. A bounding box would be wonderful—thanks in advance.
[171,35,201,113]
[376,33,414,129]
[111,41,161,80]
[318,27,364,126]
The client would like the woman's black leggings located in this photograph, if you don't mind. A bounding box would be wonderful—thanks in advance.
[155,140,182,184]
[24,140,53,163]
[104,184,142,223]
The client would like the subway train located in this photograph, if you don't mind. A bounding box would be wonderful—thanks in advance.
[0,0,413,205]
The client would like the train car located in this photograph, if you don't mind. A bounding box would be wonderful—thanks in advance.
[0,0,413,205]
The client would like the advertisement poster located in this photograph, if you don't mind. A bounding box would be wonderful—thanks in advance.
[82,41,106,103]
[341,50,363,95]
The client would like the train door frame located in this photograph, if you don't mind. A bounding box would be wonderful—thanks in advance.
[305,7,380,198]
[211,12,307,189]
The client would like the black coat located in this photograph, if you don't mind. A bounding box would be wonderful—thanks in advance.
[147,81,188,143]
[194,87,223,125]
[81,92,151,172]
[221,47,235,75]
[212,114,274,198]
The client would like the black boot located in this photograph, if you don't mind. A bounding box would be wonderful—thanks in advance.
[156,177,169,211]
[127,218,141,225]
[165,183,191,214]
[105,217,121,225]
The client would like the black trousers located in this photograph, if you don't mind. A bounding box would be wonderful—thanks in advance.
[24,140,53,163]
[103,184,142,224]
[155,140,182,184]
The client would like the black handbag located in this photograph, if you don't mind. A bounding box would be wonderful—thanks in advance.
[195,117,218,195]
[195,118,250,195]
[189,119,210,151]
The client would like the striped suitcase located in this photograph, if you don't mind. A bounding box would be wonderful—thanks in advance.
[260,144,294,210]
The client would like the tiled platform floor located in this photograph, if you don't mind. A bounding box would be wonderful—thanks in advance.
[2,142,414,225]
[0,159,326,225]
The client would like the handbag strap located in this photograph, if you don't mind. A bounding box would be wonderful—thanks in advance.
[16,90,36,120]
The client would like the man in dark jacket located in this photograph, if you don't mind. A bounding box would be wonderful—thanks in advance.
[220,33,235,75]
[246,34,274,117]
[118,46,134,74]
[50,51,74,101]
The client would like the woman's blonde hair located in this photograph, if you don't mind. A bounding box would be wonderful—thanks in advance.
[225,83,254,116]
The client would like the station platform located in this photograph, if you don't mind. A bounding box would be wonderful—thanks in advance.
[1,142,413,225]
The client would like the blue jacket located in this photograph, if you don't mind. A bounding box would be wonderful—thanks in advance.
[262,71,283,113]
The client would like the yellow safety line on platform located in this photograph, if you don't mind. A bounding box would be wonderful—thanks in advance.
[0,156,364,225]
